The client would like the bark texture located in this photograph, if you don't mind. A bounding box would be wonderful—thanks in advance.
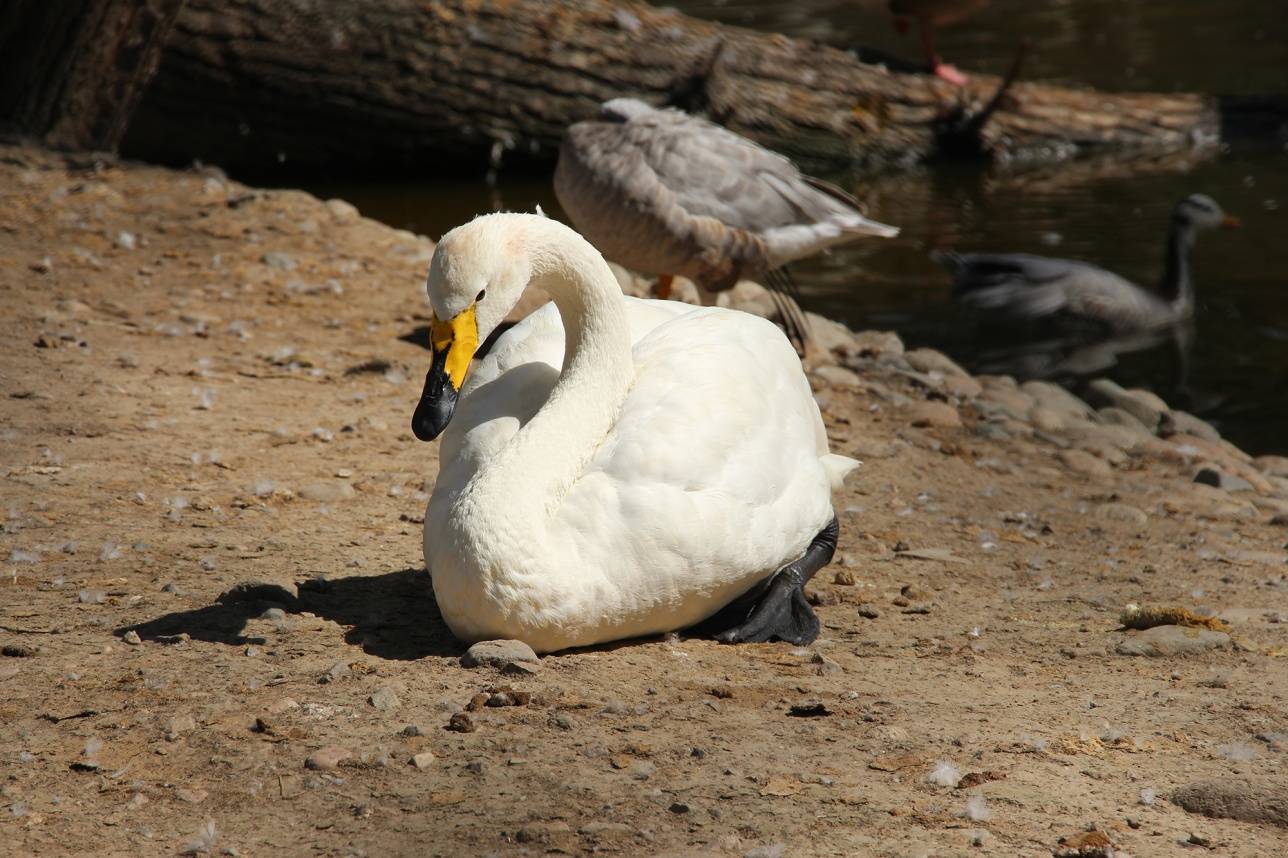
[127,0,1225,174]
[0,0,185,151]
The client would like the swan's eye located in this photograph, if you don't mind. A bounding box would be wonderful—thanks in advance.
[475,289,486,304]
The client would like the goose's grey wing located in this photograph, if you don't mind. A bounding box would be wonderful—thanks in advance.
[937,251,1165,329]
[626,109,859,233]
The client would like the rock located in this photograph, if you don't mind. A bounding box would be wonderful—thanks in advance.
[446,713,475,733]
[1028,406,1067,434]
[904,348,969,378]
[325,198,360,222]
[1097,406,1151,433]
[1255,455,1288,478]
[122,630,142,645]
[500,661,541,677]
[460,639,539,669]
[976,380,1035,420]
[1020,381,1094,419]
[812,365,862,389]
[165,714,197,740]
[850,330,904,360]
[1058,449,1112,478]
[805,312,859,355]
[941,374,983,399]
[905,401,961,429]
[1171,779,1288,828]
[1085,379,1169,430]
[1116,625,1231,657]
[1162,410,1222,442]
[261,251,297,270]
[1097,503,1147,527]
[1194,465,1253,493]
[1054,830,1115,857]
[305,746,351,770]
[410,751,435,770]
[810,652,843,675]
[725,279,775,318]
[858,605,880,619]
[298,481,356,502]
[369,686,401,711]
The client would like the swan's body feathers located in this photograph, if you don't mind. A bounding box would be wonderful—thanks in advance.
[427,297,845,652]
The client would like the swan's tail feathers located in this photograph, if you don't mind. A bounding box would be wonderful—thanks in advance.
[821,453,861,490]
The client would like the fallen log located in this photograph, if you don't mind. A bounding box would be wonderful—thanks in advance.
[125,0,1254,175]
[0,0,185,152]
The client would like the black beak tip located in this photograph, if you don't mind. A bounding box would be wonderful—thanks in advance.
[412,393,456,442]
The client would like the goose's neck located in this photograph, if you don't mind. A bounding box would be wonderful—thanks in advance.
[466,220,633,548]
[1159,218,1196,308]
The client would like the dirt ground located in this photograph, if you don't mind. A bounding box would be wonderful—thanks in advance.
[2,146,1287,857]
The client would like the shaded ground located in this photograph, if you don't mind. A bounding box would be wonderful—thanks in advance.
[2,147,1287,857]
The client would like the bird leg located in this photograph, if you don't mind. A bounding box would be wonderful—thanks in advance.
[712,517,838,646]
[654,274,675,300]
[765,268,815,359]
[918,19,968,86]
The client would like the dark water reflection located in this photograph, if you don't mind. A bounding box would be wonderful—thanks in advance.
[297,1,1288,454]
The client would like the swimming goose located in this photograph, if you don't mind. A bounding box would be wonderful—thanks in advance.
[889,0,990,86]
[938,194,1239,334]
[553,98,899,353]
[411,213,859,653]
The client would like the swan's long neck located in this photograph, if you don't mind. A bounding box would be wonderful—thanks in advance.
[1159,217,1197,309]
[462,218,633,554]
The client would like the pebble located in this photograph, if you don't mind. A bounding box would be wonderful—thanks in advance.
[1028,406,1067,434]
[122,630,142,645]
[400,724,425,737]
[905,401,961,429]
[261,251,297,270]
[165,714,197,740]
[1096,502,1148,527]
[812,365,862,389]
[305,746,351,770]
[849,330,904,360]
[446,713,475,733]
[904,348,969,378]
[1254,455,1288,478]
[460,639,539,669]
[325,199,359,222]
[1194,465,1254,493]
[1097,406,1150,433]
[1163,410,1222,442]
[1171,779,1288,828]
[298,481,356,502]
[858,605,880,619]
[1058,449,1112,478]
[410,751,435,770]
[1116,625,1231,657]
[369,686,401,711]
[1086,378,1168,430]
[1053,830,1115,858]
[810,652,843,675]
[1020,380,1094,419]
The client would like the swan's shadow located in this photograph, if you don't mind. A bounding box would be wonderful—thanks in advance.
[120,567,462,661]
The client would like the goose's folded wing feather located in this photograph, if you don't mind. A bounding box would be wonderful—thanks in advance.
[574,109,858,234]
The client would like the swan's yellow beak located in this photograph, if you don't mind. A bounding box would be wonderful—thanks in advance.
[412,304,479,442]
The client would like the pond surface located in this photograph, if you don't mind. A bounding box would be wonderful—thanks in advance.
[298,0,1288,454]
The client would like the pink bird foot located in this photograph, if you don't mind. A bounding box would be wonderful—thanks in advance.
[933,62,969,87]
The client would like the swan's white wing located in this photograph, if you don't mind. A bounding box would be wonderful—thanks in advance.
[548,307,836,632]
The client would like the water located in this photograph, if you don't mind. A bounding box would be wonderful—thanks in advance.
[297,0,1288,454]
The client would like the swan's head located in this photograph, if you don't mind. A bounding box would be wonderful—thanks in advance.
[1174,194,1240,230]
[412,213,536,441]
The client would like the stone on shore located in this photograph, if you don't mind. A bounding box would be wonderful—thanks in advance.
[1172,779,1288,828]
[460,639,540,669]
[1116,625,1231,657]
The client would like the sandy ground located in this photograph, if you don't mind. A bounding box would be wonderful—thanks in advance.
[2,146,1287,857]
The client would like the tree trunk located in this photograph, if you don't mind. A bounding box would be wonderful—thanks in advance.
[126,0,1230,175]
[0,0,186,152]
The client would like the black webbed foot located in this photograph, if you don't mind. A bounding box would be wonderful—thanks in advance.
[706,517,839,646]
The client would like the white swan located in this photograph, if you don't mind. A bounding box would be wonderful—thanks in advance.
[412,213,858,653]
